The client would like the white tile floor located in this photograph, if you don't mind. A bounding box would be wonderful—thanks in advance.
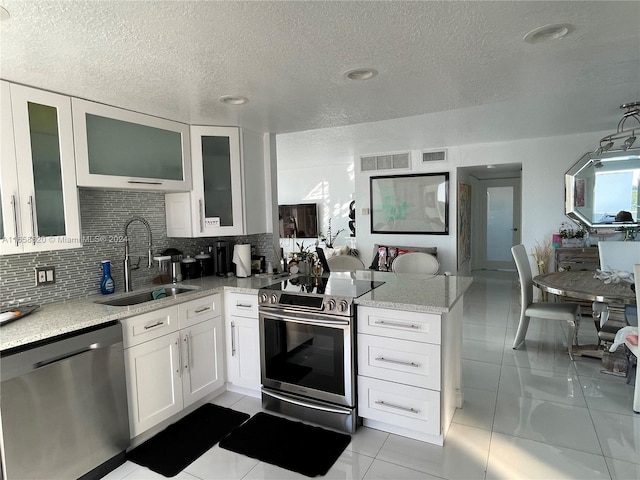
[103,271,639,480]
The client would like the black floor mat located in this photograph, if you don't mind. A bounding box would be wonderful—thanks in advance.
[219,412,351,477]
[127,403,249,477]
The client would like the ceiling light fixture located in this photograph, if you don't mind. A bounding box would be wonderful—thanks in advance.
[523,23,574,44]
[594,101,640,154]
[344,68,378,81]
[218,95,248,105]
[0,6,10,21]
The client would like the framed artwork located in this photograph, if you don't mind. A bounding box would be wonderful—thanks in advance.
[370,172,449,234]
[457,183,472,269]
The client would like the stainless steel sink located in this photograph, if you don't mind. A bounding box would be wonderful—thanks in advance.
[96,286,195,307]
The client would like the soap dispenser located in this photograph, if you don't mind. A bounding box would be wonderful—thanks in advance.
[100,260,115,294]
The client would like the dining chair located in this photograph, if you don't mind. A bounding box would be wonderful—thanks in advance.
[511,244,582,359]
[391,252,440,275]
[326,255,365,272]
[595,241,639,343]
[598,241,640,273]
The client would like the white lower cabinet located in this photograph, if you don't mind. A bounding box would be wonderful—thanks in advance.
[357,303,463,445]
[124,294,224,438]
[224,291,261,395]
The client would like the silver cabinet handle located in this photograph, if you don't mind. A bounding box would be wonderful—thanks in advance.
[127,180,162,185]
[10,194,18,246]
[144,321,164,330]
[231,321,236,356]
[175,336,182,376]
[375,400,420,414]
[194,306,211,313]
[374,320,420,330]
[199,199,204,232]
[236,302,253,308]
[375,356,420,368]
[28,194,36,244]
[183,334,190,371]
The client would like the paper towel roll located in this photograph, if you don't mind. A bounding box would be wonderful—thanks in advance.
[232,244,252,278]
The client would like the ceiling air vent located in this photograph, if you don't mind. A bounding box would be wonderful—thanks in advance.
[422,149,447,163]
[360,152,410,172]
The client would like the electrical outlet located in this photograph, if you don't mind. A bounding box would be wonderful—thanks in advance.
[35,267,55,286]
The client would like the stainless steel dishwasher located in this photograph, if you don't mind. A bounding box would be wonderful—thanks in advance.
[0,321,130,480]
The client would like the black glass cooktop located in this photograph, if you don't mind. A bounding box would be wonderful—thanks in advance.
[264,273,384,298]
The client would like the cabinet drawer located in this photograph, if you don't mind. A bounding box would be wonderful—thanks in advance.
[358,306,441,344]
[122,306,179,348]
[225,292,258,318]
[358,376,440,436]
[178,294,221,329]
[358,334,441,390]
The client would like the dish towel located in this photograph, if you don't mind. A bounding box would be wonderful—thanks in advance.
[152,289,167,300]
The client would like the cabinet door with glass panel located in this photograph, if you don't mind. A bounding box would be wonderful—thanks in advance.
[166,126,243,237]
[0,82,81,254]
[72,98,191,192]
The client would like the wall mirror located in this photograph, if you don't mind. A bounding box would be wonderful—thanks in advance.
[565,148,639,228]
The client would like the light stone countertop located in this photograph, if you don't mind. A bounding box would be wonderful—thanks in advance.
[0,271,472,352]
[355,270,473,313]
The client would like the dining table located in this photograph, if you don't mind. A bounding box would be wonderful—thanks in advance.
[533,270,636,305]
[533,270,636,363]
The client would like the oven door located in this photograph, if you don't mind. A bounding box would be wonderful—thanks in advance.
[259,309,354,407]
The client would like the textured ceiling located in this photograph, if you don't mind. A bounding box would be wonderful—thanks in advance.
[0,1,638,139]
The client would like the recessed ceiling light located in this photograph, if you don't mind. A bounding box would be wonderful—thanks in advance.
[218,95,248,105]
[486,165,497,169]
[523,23,574,44]
[0,7,10,21]
[344,68,378,81]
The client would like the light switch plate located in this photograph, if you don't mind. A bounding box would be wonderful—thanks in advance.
[35,267,55,286]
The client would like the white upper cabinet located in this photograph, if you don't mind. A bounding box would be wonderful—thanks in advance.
[72,98,191,192]
[0,82,81,254]
[165,126,267,237]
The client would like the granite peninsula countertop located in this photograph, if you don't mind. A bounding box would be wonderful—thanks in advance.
[0,271,472,352]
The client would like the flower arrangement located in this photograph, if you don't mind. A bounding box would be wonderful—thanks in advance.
[530,240,553,275]
[558,221,587,239]
[288,241,317,264]
[318,218,345,248]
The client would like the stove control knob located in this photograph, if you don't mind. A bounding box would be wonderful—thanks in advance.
[337,300,349,312]
[270,294,278,304]
[259,293,268,304]
[326,299,336,311]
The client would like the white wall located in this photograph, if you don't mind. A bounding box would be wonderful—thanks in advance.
[276,162,355,250]
[277,114,609,273]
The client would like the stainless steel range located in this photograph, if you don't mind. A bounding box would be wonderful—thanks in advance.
[258,272,384,433]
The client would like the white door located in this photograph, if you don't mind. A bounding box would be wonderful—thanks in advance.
[125,334,183,437]
[226,316,261,391]
[182,318,225,406]
[477,178,521,270]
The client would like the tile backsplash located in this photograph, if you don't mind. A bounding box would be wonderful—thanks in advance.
[0,189,275,307]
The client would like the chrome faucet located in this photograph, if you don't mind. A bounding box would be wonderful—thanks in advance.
[123,216,153,292]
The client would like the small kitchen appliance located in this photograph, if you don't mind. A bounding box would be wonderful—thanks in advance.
[258,272,384,433]
[213,240,232,276]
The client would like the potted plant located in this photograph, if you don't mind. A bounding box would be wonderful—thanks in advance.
[558,222,588,247]
[318,218,345,250]
[288,241,317,275]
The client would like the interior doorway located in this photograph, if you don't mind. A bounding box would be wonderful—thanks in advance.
[458,164,522,271]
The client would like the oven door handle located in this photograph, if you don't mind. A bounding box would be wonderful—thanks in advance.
[260,309,350,326]
[262,389,353,415]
